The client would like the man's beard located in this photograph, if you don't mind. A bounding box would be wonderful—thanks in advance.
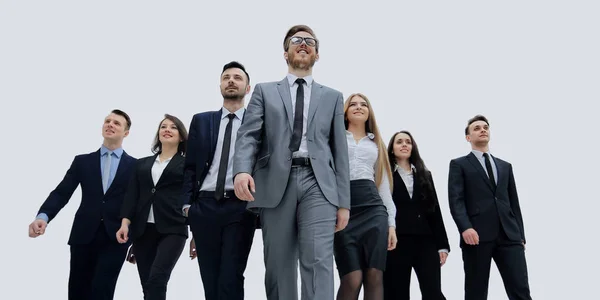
[289,52,316,70]
[222,88,245,100]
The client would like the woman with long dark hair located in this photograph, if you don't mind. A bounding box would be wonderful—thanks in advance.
[383,130,450,300]
[116,114,189,300]
[334,93,397,300]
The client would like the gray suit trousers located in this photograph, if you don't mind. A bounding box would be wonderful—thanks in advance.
[260,166,337,300]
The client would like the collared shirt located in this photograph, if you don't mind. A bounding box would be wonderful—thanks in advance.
[147,155,173,223]
[346,131,396,227]
[200,107,245,192]
[100,145,123,191]
[471,149,498,184]
[394,164,417,198]
[287,73,313,158]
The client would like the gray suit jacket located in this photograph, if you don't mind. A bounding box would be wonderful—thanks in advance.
[233,77,350,210]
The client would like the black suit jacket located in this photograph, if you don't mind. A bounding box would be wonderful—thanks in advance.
[121,153,188,240]
[448,152,526,244]
[393,170,450,251]
[37,149,136,245]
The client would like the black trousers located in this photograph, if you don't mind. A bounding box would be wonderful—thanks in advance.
[188,193,257,300]
[133,223,186,300]
[461,227,531,300]
[384,235,446,300]
[68,223,129,300]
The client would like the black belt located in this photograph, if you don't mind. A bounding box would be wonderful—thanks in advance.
[198,190,236,199]
[291,157,311,166]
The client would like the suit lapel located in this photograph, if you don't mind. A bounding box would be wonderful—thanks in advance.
[105,152,130,196]
[307,82,322,130]
[210,110,222,160]
[276,78,293,130]
[155,154,184,188]
[144,154,158,187]
[91,150,103,194]
[466,152,494,191]
[394,171,412,200]
[493,156,506,188]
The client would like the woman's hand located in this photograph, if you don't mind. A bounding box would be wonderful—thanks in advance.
[387,227,397,250]
[116,225,129,244]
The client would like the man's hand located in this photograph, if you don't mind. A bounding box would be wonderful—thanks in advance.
[189,239,197,260]
[462,228,479,245]
[116,225,129,244]
[28,219,47,238]
[387,227,397,250]
[439,252,448,266]
[234,173,255,201]
[335,208,349,232]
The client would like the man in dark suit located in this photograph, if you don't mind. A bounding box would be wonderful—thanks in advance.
[28,109,137,300]
[448,114,532,300]
[182,61,257,300]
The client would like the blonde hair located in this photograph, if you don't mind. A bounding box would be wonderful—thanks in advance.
[344,93,393,192]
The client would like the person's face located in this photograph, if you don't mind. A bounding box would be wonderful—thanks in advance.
[220,68,250,100]
[102,113,129,141]
[466,120,490,145]
[158,118,180,147]
[393,133,413,161]
[284,31,319,70]
[345,96,369,125]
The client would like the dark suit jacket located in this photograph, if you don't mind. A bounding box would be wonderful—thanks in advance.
[393,170,450,251]
[448,152,526,244]
[121,153,188,240]
[37,149,136,245]
[183,109,225,205]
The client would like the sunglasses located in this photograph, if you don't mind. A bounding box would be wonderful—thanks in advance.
[289,36,318,47]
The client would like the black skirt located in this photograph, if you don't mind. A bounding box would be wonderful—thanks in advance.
[334,179,389,277]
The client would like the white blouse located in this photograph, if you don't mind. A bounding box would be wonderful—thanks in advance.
[346,131,396,227]
[147,155,173,223]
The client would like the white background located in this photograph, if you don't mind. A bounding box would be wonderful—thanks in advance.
[2,1,598,299]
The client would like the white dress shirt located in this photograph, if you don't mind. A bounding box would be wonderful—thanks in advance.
[287,73,313,158]
[471,149,498,183]
[147,155,173,223]
[200,107,245,192]
[347,131,396,227]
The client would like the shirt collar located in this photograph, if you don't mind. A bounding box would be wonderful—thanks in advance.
[221,106,245,121]
[286,73,314,88]
[394,163,416,174]
[471,149,492,159]
[345,131,375,140]
[100,145,123,158]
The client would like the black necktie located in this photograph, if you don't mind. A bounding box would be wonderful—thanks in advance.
[215,113,236,200]
[289,78,305,152]
[483,153,496,190]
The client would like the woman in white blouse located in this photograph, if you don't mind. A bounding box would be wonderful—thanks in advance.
[116,114,189,300]
[334,93,398,300]
[383,131,450,300]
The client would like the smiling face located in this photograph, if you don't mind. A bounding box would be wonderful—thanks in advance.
[102,113,129,143]
[284,31,319,70]
[158,118,180,148]
[345,95,370,126]
[392,132,413,161]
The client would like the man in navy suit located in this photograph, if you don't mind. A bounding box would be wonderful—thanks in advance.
[448,114,532,300]
[182,61,258,300]
[28,109,137,300]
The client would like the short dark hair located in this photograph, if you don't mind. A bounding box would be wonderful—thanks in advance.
[152,114,188,155]
[283,24,319,53]
[111,109,131,130]
[222,61,249,84]
[465,114,489,135]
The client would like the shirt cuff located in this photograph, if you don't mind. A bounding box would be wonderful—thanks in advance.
[36,213,49,223]
[438,249,449,253]
[182,204,191,216]
[388,217,396,228]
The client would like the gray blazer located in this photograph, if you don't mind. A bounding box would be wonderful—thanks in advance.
[233,77,350,210]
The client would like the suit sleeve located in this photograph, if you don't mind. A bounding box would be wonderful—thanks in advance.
[508,163,526,243]
[233,83,265,175]
[448,159,472,233]
[427,171,451,252]
[330,92,350,209]
[183,116,199,206]
[37,156,81,223]
[120,160,140,220]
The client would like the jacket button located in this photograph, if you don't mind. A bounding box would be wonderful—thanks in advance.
[151,188,156,193]
[417,214,421,218]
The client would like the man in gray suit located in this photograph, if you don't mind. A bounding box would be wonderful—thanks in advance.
[233,24,351,300]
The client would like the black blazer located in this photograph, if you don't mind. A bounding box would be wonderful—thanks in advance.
[448,152,526,244]
[121,153,188,240]
[393,169,450,251]
[38,149,136,245]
